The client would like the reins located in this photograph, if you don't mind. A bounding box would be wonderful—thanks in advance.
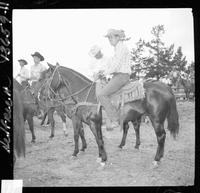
[37,65,99,116]
[48,65,96,103]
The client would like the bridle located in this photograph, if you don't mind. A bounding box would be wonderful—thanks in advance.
[46,65,96,103]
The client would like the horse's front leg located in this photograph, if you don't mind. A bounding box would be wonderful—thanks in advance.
[79,126,87,152]
[96,122,107,162]
[48,108,55,138]
[90,120,107,162]
[26,114,36,143]
[71,115,81,156]
[40,111,47,126]
[118,121,129,149]
[57,108,68,136]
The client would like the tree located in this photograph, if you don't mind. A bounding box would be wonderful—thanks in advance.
[144,25,174,80]
[131,25,188,80]
[171,46,187,72]
[131,38,146,79]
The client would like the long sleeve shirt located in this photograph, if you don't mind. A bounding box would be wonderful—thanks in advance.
[18,66,29,83]
[30,63,47,82]
[104,41,131,76]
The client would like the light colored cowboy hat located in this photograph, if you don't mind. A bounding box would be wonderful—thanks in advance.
[89,45,101,57]
[104,29,131,41]
[105,29,125,38]
[18,59,28,65]
[31,52,44,61]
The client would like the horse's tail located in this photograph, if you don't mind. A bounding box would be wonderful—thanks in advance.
[167,91,180,139]
[13,89,25,158]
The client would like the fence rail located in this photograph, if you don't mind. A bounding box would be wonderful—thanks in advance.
[171,86,194,100]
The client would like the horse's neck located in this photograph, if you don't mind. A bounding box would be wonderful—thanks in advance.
[84,83,98,104]
[59,68,97,104]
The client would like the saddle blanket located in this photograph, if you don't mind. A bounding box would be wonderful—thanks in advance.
[111,80,145,107]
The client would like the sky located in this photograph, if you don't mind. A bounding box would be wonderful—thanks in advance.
[13,8,194,79]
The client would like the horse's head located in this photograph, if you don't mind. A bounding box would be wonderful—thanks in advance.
[32,63,58,98]
[39,62,56,81]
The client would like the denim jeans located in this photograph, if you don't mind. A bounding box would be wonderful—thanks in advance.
[97,73,129,122]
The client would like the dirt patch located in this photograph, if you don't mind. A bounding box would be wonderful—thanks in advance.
[14,101,195,186]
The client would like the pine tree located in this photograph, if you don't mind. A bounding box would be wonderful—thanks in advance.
[131,38,146,79]
[172,46,188,72]
[144,25,169,80]
[130,25,188,81]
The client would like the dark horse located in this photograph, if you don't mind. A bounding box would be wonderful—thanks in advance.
[39,63,179,166]
[177,74,195,100]
[13,79,40,143]
[13,88,25,163]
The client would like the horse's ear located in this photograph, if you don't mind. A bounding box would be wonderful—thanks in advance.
[47,62,55,70]
[56,62,60,66]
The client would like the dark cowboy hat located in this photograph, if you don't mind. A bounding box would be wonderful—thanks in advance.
[31,52,44,61]
[18,59,28,65]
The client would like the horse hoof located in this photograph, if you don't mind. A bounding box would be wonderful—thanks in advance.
[70,155,77,160]
[152,161,159,168]
[134,146,139,149]
[31,140,36,143]
[100,162,106,167]
[96,157,102,163]
[118,145,123,149]
[49,135,54,139]
[97,162,106,170]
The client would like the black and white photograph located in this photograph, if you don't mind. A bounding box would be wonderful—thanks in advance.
[11,8,195,187]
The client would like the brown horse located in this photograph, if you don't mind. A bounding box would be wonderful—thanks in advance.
[39,63,179,166]
[13,88,25,163]
[13,79,40,143]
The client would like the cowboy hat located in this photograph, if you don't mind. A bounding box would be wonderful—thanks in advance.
[104,29,131,41]
[18,59,28,65]
[104,29,125,38]
[31,52,44,61]
[89,45,101,57]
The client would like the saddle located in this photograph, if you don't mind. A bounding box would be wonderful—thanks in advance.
[110,80,145,108]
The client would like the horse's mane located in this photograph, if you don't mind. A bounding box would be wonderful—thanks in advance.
[60,66,92,84]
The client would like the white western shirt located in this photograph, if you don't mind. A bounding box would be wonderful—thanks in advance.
[104,41,131,76]
[30,63,47,82]
[19,66,29,83]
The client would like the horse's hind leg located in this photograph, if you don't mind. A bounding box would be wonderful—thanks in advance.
[79,126,87,152]
[27,115,36,143]
[150,117,166,162]
[132,118,141,149]
[118,121,129,149]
